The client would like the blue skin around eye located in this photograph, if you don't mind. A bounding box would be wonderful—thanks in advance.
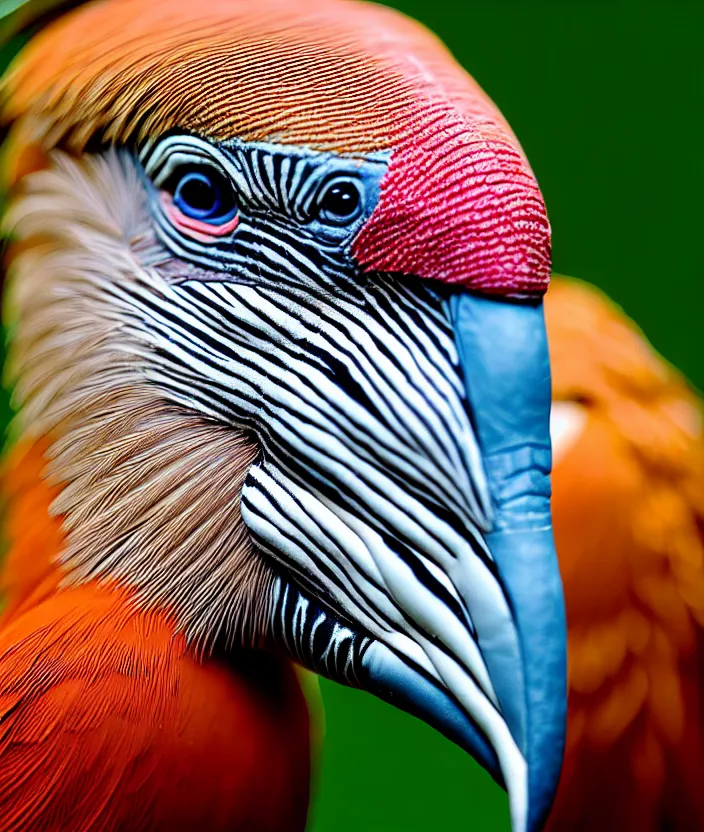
[318,181,362,224]
[173,171,237,224]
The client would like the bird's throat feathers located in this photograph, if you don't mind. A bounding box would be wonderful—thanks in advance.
[2,150,273,648]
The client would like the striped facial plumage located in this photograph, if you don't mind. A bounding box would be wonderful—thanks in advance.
[134,136,514,750]
[142,135,388,279]
[0,1,566,831]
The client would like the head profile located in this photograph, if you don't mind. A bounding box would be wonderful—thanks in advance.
[1,2,565,830]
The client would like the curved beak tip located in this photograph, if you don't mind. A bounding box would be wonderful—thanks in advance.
[348,291,567,832]
[266,286,567,832]
[451,291,568,832]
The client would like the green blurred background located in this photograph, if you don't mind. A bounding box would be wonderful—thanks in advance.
[310,2,703,830]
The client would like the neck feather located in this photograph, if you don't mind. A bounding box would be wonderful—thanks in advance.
[2,149,273,648]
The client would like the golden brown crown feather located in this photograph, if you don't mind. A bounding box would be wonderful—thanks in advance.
[1,0,512,163]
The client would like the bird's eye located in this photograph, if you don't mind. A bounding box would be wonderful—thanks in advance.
[159,165,239,239]
[171,167,237,224]
[316,179,363,225]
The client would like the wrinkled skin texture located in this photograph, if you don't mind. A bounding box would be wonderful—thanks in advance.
[546,277,704,831]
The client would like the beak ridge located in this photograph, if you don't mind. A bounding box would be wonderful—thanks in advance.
[451,292,567,832]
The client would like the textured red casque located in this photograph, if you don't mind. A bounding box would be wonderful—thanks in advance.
[353,110,552,296]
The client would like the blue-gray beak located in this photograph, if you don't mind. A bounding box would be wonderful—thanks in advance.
[258,284,567,832]
[359,292,566,832]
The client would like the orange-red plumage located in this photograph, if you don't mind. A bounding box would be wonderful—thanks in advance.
[0,443,310,832]
[545,277,704,830]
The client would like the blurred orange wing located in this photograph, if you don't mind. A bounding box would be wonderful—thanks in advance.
[545,277,704,830]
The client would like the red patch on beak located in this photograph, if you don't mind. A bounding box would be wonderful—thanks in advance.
[353,114,551,298]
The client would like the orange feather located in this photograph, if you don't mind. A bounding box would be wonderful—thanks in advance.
[545,277,704,830]
[0,444,310,832]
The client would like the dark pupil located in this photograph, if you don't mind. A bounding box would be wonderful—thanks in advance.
[321,182,360,218]
[174,171,221,218]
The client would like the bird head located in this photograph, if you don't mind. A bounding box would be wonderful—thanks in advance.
[1,1,565,829]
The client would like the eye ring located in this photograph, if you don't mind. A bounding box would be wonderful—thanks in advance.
[165,165,238,226]
[160,164,239,240]
[315,178,363,226]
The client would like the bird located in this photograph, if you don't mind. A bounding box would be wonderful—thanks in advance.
[545,276,704,831]
[0,1,567,831]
